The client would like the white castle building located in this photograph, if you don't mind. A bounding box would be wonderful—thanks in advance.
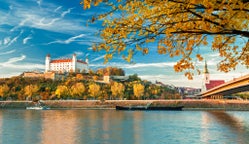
[45,54,89,73]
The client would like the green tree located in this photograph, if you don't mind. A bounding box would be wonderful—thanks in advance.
[81,0,249,79]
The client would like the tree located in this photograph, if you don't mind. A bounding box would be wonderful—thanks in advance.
[70,82,86,98]
[24,84,39,99]
[133,83,145,99]
[81,0,249,79]
[55,85,69,99]
[111,82,125,99]
[0,84,10,98]
[88,83,100,99]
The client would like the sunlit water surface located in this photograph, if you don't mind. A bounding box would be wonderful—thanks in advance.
[0,110,249,144]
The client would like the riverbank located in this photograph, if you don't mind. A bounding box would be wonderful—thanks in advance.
[1,100,249,110]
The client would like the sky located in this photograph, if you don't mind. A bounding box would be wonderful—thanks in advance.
[0,0,247,88]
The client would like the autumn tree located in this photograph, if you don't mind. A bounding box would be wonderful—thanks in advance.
[133,83,145,99]
[96,67,125,76]
[111,81,125,99]
[0,84,10,98]
[81,0,249,79]
[70,82,86,98]
[88,83,101,99]
[24,84,39,100]
[55,85,69,99]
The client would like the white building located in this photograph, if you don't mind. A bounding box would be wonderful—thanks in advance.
[45,54,89,73]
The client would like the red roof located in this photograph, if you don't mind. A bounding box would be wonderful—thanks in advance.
[77,60,87,64]
[50,59,87,64]
[205,80,225,90]
[50,59,72,63]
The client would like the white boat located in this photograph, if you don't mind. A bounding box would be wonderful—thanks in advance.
[26,106,50,110]
[26,100,50,110]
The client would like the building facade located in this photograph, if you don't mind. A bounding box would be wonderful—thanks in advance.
[45,54,89,73]
[202,61,224,92]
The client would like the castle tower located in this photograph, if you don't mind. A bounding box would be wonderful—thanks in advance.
[45,54,51,72]
[72,54,77,72]
[202,60,210,92]
[85,56,89,65]
[203,60,210,84]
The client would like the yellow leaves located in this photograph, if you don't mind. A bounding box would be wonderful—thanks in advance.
[185,72,193,80]
[0,84,9,97]
[125,49,134,63]
[81,0,91,9]
[136,44,142,51]
[24,84,39,97]
[174,60,194,73]
[157,45,167,54]
[88,83,100,98]
[118,4,123,10]
[111,82,125,98]
[55,85,69,98]
[196,54,203,61]
[145,38,155,43]
[133,83,144,98]
[143,48,149,55]
[70,83,85,97]
[81,0,104,9]
[81,0,249,79]
[104,54,113,63]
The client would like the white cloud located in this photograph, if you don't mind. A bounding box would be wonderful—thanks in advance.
[37,0,42,7]
[6,31,23,47]
[0,55,44,70]
[3,37,11,45]
[0,50,16,55]
[74,51,84,57]
[61,8,74,17]
[37,17,61,27]
[1,2,94,35]
[54,6,62,12]
[48,34,86,44]
[5,55,26,64]
[91,55,105,62]
[23,35,32,44]
[90,62,176,68]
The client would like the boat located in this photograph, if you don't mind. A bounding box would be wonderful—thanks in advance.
[116,105,184,111]
[26,100,50,110]
[26,106,50,110]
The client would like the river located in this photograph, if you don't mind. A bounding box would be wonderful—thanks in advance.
[0,110,249,144]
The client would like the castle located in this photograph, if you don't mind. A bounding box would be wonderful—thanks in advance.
[45,54,89,73]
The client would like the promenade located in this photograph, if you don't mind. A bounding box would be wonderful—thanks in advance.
[1,100,249,110]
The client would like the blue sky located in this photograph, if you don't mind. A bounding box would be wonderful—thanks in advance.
[0,0,247,88]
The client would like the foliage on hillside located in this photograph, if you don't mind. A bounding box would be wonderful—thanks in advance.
[0,68,180,100]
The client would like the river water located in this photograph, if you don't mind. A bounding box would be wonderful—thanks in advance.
[0,110,249,144]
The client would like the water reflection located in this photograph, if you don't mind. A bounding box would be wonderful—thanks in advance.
[201,111,249,144]
[1,110,249,144]
[41,111,78,144]
[208,111,244,131]
[0,110,2,143]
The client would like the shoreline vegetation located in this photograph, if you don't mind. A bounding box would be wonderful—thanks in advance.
[1,100,249,111]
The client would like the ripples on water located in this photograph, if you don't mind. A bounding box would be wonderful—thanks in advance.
[0,110,249,144]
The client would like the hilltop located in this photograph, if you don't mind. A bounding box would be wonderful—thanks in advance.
[0,67,180,101]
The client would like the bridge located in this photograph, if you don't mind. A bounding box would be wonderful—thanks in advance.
[201,74,249,98]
